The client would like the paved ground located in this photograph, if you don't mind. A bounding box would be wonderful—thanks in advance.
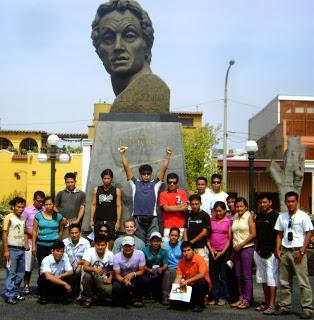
[1,267,313,320]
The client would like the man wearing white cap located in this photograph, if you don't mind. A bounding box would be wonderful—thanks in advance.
[142,232,169,304]
[112,236,147,307]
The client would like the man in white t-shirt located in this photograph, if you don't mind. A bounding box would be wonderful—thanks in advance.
[81,235,114,308]
[194,177,211,216]
[207,174,228,216]
[274,191,313,319]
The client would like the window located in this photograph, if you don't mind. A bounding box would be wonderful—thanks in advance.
[178,118,194,127]
[295,106,304,113]
[20,138,38,152]
[0,137,13,150]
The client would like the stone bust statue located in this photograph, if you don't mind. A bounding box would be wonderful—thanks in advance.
[91,0,170,113]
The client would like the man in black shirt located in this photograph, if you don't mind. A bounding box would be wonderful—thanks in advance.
[184,194,210,266]
[254,193,279,315]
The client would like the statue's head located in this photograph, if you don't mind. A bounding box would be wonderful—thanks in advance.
[91,0,154,77]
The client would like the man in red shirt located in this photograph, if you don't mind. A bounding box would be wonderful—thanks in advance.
[174,241,211,312]
[159,173,188,240]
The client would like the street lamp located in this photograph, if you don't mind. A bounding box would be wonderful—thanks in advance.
[246,140,258,211]
[38,134,70,198]
[223,59,235,190]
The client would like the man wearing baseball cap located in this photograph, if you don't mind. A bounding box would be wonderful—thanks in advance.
[112,236,147,307]
[142,232,169,304]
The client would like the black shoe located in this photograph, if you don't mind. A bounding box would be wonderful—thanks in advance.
[193,305,204,312]
[62,297,72,305]
[15,294,25,301]
[133,299,144,308]
[37,297,48,305]
[6,298,17,305]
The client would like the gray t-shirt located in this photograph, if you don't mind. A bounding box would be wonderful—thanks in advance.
[112,235,145,254]
[55,188,86,220]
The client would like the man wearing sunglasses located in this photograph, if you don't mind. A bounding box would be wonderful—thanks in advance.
[274,191,313,319]
[159,173,188,240]
[207,174,228,216]
[119,146,172,244]
[22,190,45,294]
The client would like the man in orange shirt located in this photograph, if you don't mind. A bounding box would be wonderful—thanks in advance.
[174,241,211,312]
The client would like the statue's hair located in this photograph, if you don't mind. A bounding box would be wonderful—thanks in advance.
[91,0,154,63]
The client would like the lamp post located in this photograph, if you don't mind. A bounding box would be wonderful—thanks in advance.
[223,59,235,189]
[38,134,70,198]
[246,140,258,211]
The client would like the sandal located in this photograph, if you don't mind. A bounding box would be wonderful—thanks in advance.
[263,305,275,315]
[217,300,227,306]
[230,300,242,308]
[208,300,217,305]
[255,303,267,311]
[237,301,250,309]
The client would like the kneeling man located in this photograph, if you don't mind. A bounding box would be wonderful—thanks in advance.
[81,235,113,308]
[37,240,74,304]
[174,241,211,312]
[112,236,146,307]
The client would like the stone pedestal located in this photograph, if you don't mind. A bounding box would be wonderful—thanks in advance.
[82,115,187,231]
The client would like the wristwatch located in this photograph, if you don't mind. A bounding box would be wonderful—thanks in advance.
[300,250,305,256]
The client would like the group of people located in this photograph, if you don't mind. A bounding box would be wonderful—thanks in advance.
[2,146,314,318]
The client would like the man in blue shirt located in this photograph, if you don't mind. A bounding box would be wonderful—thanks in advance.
[162,227,182,304]
[119,146,172,244]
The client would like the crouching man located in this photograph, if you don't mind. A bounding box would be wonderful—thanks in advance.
[81,235,113,308]
[112,236,147,308]
[37,240,74,304]
[173,241,211,312]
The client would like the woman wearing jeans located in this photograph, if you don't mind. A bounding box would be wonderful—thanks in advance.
[231,197,256,309]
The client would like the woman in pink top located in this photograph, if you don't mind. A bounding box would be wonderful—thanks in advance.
[207,201,232,305]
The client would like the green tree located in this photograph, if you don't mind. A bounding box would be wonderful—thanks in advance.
[183,124,220,191]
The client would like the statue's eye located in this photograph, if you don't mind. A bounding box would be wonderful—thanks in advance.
[124,30,138,42]
[102,32,115,44]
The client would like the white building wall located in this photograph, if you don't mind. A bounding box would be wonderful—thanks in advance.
[249,97,279,141]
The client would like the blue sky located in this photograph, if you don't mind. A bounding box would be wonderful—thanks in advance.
[1,0,313,149]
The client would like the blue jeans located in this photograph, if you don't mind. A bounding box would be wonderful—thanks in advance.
[5,247,25,298]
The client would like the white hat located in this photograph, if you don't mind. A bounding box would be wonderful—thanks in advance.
[121,236,135,246]
[149,231,162,240]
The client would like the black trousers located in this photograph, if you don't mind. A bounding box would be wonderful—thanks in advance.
[190,279,209,306]
[112,276,147,305]
[37,273,74,300]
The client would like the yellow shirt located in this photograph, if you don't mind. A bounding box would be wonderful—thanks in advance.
[3,213,25,247]
[232,211,254,248]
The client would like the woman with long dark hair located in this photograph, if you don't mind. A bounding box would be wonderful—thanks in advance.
[32,196,64,266]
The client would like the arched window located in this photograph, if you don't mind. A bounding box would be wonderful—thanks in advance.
[0,137,13,150]
[20,138,38,152]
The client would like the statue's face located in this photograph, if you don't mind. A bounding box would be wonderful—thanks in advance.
[97,10,147,76]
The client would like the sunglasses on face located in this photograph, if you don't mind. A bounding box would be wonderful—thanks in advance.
[167,181,177,185]
[211,181,221,184]
[141,172,151,176]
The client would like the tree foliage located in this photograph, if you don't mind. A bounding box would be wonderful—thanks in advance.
[183,124,220,191]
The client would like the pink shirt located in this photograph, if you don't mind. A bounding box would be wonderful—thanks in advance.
[22,205,42,236]
[209,216,232,251]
